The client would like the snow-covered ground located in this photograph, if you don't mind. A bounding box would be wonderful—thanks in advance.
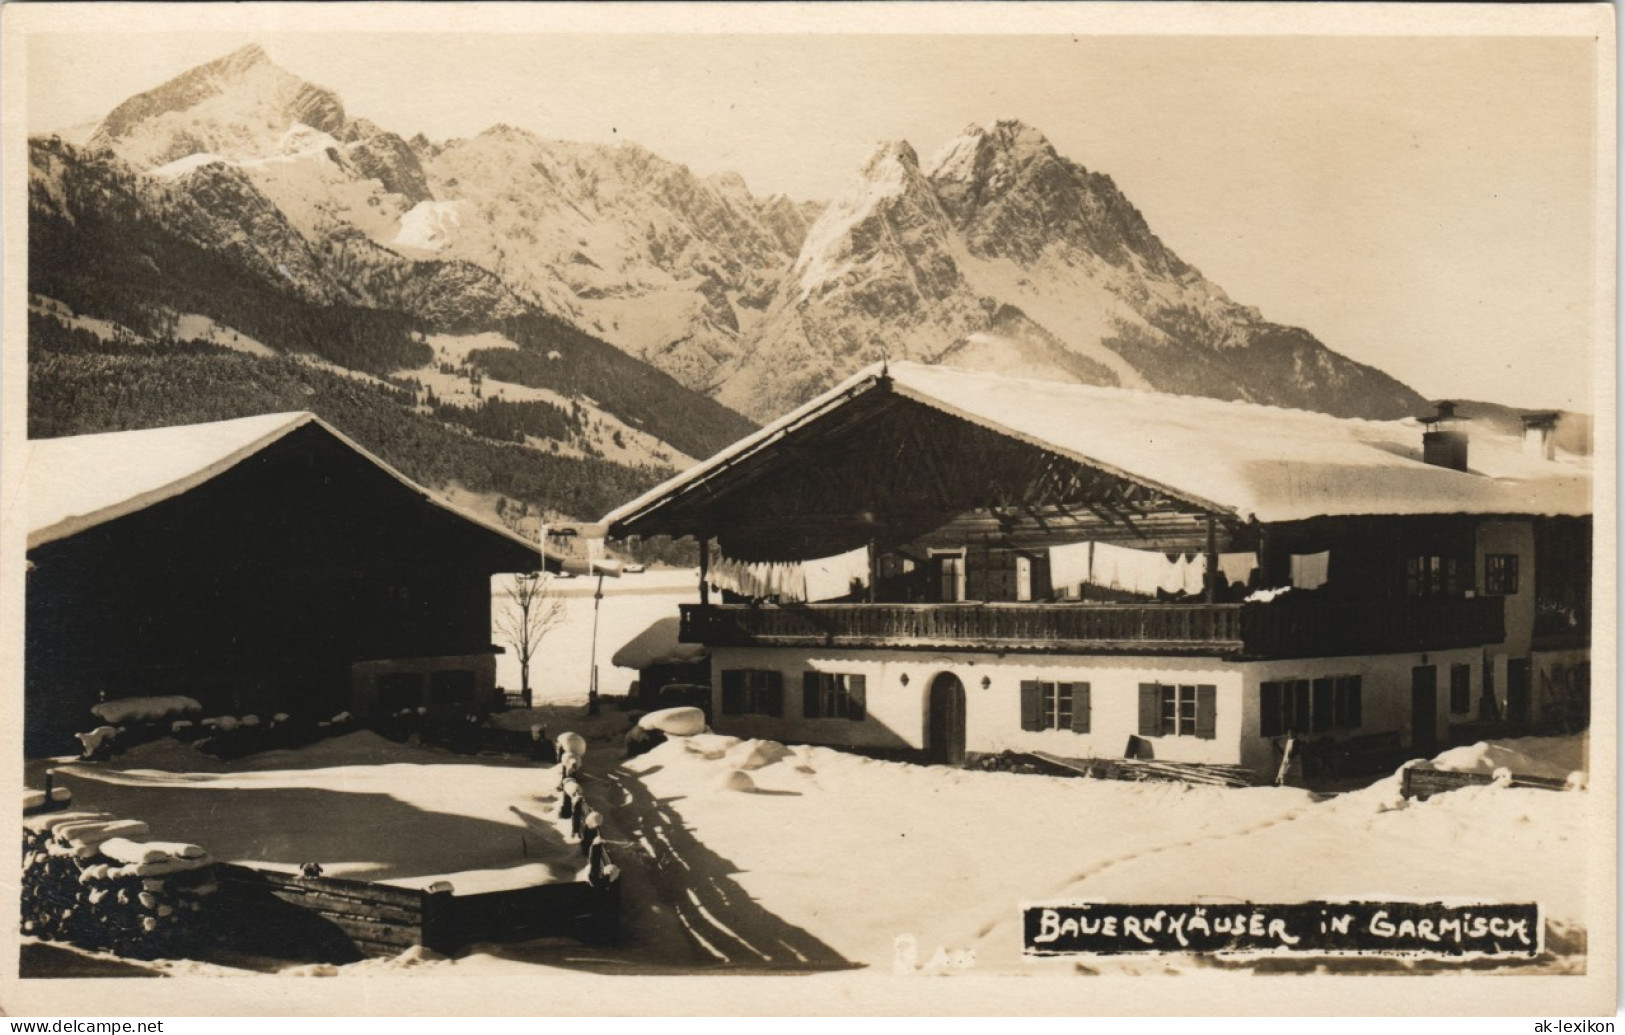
[607,733,1591,975]
[26,729,1591,980]
[44,731,585,892]
[173,313,276,356]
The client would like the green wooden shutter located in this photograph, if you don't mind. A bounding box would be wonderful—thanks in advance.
[1071,682,1091,734]
[848,675,866,721]
[1260,682,1282,737]
[1311,678,1334,732]
[765,671,784,717]
[1139,684,1163,736]
[802,672,821,718]
[721,671,743,715]
[1195,685,1217,739]
[1019,681,1044,731]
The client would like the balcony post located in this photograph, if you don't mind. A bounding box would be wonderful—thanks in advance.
[1204,514,1218,604]
[866,537,877,603]
[699,537,710,607]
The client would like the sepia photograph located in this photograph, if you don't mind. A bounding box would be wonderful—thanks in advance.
[0,1,1613,1018]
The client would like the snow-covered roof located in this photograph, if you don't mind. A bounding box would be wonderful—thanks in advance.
[611,616,709,670]
[605,362,1592,530]
[25,412,546,558]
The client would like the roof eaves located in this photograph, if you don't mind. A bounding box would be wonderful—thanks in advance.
[602,365,891,536]
[26,413,317,550]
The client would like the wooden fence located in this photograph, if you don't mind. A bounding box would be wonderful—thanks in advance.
[1400,766,1574,801]
[216,861,618,961]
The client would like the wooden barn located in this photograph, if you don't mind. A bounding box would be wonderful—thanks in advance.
[602,363,1593,778]
[24,413,545,757]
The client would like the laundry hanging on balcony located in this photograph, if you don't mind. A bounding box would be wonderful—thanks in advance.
[708,548,806,602]
[1086,542,1207,598]
[706,545,870,603]
[1048,542,1094,597]
[1290,550,1330,591]
[804,546,870,602]
[1217,551,1259,589]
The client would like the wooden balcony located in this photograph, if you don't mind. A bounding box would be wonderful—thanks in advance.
[679,595,1505,659]
[1237,594,1505,659]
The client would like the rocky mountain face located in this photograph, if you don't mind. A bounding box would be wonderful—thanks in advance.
[404,125,819,391]
[42,44,1434,456]
[721,122,1423,420]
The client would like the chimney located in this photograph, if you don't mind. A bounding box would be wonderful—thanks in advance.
[1420,401,1469,472]
[1520,411,1559,461]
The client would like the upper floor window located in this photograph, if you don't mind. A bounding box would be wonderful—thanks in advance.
[1484,554,1520,596]
[1406,554,1464,598]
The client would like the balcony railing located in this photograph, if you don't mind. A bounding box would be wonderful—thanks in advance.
[679,595,1505,659]
[1237,594,1505,659]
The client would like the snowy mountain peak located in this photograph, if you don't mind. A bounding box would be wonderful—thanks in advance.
[862,139,921,178]
[789,139,946,299]
[929,120,1066,196]
[89,44,347,170]
[478,123,540,143]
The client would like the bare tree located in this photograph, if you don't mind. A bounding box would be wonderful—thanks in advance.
[495,572,566,707]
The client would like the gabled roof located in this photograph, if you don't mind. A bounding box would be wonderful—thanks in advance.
[604,362,1592,534]
[25,412,551,563]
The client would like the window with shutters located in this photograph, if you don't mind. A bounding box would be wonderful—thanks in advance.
[720,669,784,716]
[1449,663,1472,715]
[1138,683,1215,738]
[802,672,866,720]
[1020,681,1091,733]
[1261,675,1361,735]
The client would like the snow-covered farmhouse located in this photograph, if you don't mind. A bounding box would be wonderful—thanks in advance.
[603,363,1592,777]
[24,413,544,757]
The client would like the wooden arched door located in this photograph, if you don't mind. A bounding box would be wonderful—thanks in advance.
[926,672,967,765]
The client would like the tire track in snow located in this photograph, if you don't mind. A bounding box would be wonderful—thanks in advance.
[602,764,856,972]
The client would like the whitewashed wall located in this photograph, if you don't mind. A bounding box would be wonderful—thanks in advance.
[1476,520,1536,656]
[707,646,1243,763]
[1235,647,1481,774]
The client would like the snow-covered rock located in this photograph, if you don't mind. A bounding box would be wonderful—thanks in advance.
[637,707,707,737]
[75,727,119,757]
[681,734,741,760]
[712,768,756,793]
[724,739,790,771]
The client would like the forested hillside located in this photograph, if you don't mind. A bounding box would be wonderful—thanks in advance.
[29,313,669,522]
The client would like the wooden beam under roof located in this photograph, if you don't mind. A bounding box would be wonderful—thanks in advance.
[615,387,1239,557]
